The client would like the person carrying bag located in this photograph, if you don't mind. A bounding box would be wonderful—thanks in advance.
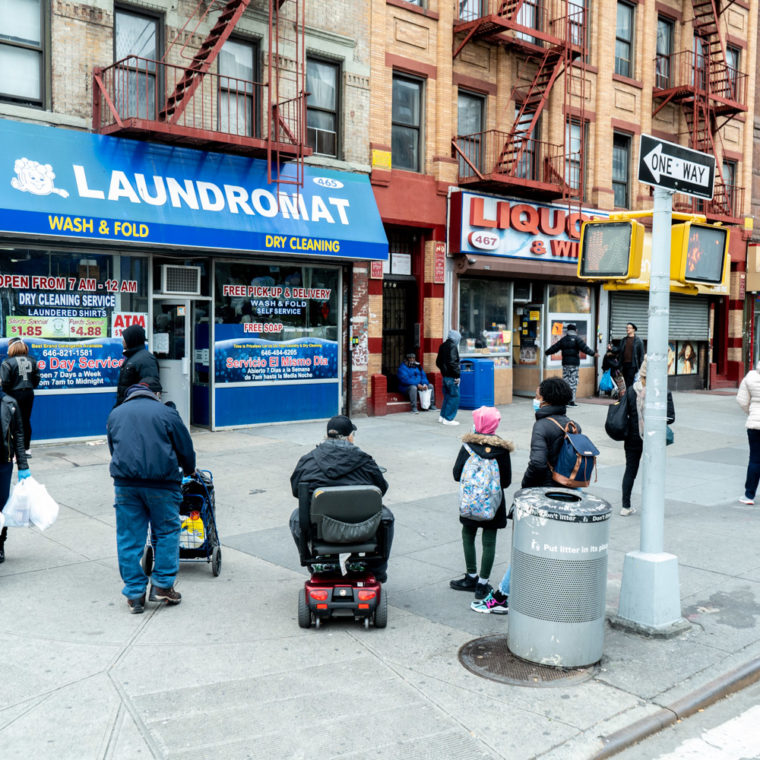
[0,388,31,562]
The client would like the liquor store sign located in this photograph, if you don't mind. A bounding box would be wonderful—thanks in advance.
[448,191,607,263]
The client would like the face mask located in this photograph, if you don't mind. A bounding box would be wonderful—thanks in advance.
[533,399,541,412]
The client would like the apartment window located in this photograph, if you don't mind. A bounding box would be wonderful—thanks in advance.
[458,0,483,22]
[0,0,45,105]
[615,2,634,78]
[725,46,740,100]
[515,0,539,44]
[457,90,484,175]
[568,0,588,52]
[655,16,674,89]
[565,119,586,197]
[115,8,159,119]
[693,37,707,90]
[612,133,631,208]
[392,74,423,172]
[307,58,339,157]
[722,160,737,213]
[218,39,257,137]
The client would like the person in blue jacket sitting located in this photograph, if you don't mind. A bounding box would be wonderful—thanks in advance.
[397,352,437,414]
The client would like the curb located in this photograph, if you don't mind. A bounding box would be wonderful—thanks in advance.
[591,656,760,759]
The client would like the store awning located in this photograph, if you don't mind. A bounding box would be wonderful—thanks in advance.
[0,118,388,261]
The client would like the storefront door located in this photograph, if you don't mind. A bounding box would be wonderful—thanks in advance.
[512,303,544,396]
[382,279,418,390]
[153,299,191,425]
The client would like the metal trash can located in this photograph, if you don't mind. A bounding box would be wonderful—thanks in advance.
[459,358,494,409]
[507,487,611,667]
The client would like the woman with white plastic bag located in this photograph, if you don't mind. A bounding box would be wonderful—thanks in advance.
[0,386,31,562]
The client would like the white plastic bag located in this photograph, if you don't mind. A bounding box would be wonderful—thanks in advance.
[0,508,5,531]
[418,387,432,410]
[3,479,32,527]
[27,477,60,531]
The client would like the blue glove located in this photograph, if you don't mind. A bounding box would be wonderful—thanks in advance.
[18,469,31,480]
[181,476,193,485]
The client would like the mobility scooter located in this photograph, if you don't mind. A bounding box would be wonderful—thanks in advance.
[296,484,389,630]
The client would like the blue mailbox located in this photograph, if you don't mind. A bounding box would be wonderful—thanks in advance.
[459,358,495,409]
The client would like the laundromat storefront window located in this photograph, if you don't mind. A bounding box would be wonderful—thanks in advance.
[0,248,148,439]
[213,261,340,427]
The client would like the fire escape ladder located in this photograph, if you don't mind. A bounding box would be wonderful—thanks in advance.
[267,0,307,191]
[496,47,564,173]
[684,96,729,214]
[159,0,251,124]
[691,0,730,97]
[496,0,529,21]
[453,0,528,59]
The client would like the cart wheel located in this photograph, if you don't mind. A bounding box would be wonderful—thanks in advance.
[363,616,370,630]
[141,545,154,576]
[374,590,388,629]
[211,546,222,577]
[297,591,311,629]
[314,615,322,630]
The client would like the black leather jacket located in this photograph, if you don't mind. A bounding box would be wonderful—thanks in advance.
[1,355,40,393]
[1,393,28,469]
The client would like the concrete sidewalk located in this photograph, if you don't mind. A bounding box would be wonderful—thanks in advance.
[1,391,759,759]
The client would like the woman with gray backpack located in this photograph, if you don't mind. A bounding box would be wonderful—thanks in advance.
[449,406,513,601]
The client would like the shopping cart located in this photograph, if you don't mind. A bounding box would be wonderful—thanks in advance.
[141,469,222,577]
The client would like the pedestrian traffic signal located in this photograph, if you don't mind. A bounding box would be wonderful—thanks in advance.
[670,222,729,286]
[578,220,644,280]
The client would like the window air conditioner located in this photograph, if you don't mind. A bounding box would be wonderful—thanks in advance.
[161,265,201,295]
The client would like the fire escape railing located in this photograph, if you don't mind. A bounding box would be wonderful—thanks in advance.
[653,51,746,108]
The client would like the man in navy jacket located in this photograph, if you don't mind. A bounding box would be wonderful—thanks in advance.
[397,353,437,414]
[106,378,196,613]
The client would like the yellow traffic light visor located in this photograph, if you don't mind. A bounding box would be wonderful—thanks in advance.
[578,220,644,280]
[670,222,729,286]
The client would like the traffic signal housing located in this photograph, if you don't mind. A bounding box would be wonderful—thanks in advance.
[670,222,729,286]
[578,220,644,280]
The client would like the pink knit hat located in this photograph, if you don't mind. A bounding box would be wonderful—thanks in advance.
[472,406,500,435]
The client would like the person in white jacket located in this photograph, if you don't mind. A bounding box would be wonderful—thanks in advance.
[736,362,760,505]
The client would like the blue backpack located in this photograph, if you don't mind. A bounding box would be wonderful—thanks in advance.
[459,444,502,521]
[548,418,599,488]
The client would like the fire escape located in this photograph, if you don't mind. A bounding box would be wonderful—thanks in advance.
[652,0,746,222]
[451,0,587,203]
[93,0,309,190]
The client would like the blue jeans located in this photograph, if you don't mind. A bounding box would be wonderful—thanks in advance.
[498,566,511,596]
[745,429,760,500]
[441,377,460,421]
[114,485,181,599]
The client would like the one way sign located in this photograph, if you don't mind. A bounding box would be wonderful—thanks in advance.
[638,134,715,200]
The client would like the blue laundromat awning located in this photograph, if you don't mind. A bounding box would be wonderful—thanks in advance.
[0,117,388,261]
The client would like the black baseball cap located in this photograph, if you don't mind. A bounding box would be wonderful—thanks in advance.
[140,376,163,394]
[326,415,356,437]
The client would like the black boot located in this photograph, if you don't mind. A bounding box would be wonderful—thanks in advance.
[0,526,7,563]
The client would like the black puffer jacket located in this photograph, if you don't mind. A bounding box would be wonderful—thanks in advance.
[290,438,388,499]
[453,432,514,529]
[436,338,461,379]
[545,333,595,366]
[107,386,196,489]
[624,385,676,446]
[115,325,160,406]
[521,405,580,488]
[1,355,41,392]
[0,391,28,469]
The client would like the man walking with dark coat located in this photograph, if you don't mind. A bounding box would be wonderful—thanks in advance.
[545,323,597,406]
[289,415,393,582]
[114,324,160,406]
[436,329,462,425]
[106,378,196,613]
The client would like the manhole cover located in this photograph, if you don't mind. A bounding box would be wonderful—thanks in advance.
[458,635,599,687]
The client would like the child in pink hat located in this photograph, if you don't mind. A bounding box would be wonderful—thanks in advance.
[449,406,513,604]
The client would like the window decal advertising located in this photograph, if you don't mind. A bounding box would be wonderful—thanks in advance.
[214,263,339,384]
[0,250,148,389]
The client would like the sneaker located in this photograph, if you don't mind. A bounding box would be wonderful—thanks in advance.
[411,409,420,414]
[442,419,460,426]
[24,450,32,458]
[567,401,578,407]
[474,581,493,600]
[739,496,755,505]
[471,591,509,615]
[437,416,445,424]
[619,507,638,516]
[127,595,145,614]
[149,585,182,605]
[450,574,479,591]
[429,406,438,411]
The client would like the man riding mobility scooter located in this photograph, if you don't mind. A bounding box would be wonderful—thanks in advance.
[295,483,389,629]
